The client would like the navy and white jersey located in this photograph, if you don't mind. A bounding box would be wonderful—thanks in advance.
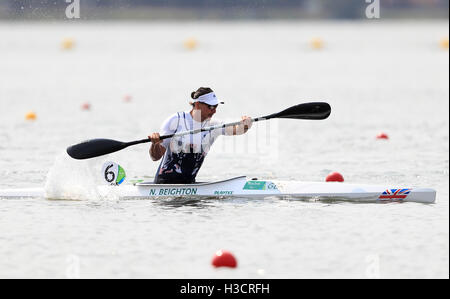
[154,111,225,184]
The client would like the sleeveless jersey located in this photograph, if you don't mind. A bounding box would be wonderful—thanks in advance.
[154,111,225,184]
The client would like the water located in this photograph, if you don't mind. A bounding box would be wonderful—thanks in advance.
[0,21,448,278]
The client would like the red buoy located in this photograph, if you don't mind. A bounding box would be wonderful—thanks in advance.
[326,172,344,182]
[376,132,389,139]
[211,250,237,268]
[81,102,91,110]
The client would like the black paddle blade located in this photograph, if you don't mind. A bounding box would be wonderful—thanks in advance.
[67,139,128,160]
[268,102,331,120]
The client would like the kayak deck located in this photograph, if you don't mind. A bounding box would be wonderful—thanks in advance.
[0,176,436,203]
[127,176,436,203]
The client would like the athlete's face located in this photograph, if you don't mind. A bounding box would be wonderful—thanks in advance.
[197,102,217,120]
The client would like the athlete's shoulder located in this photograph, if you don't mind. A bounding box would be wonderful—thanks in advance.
[160,112,183,132]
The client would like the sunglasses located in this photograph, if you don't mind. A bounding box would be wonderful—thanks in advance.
[204,104,218,110]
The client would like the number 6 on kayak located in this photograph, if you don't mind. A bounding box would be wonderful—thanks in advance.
[101,161,126,185]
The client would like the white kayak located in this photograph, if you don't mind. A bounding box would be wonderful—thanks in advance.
[0,176,436,203]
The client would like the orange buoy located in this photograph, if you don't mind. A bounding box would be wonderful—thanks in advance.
[183,37,198,50]
[25,111,37,121]
[326,172,344,182]
[310,37,324,50]
[439,37,449,50]
[211,250,237,268]
[61,38,75,50]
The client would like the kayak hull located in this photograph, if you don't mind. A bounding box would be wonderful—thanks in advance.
[0,176,436,203]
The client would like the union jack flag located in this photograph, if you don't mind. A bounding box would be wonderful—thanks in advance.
[378,189,411,200]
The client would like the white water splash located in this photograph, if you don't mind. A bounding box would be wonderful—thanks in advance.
[44,152,119,201]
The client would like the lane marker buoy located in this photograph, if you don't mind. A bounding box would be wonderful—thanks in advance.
[183,37,198,50]
[25,111,37,121]
[310,37,324,50]
[376,132,389,140]
[61,38,75,50]
[81,102,91,110]
[326,172,344,182]
[211,250,237,268]
[439,37,449,50]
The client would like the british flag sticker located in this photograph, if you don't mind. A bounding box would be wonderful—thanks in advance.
[378,189,412,201]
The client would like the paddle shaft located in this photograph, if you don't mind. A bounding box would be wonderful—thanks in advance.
[125,116,267,148]
[67,102,331,159]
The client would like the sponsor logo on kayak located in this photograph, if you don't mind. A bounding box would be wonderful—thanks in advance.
[378,189,411,201]
[243,181,279,191]
[149,188,198,196]
[214,191,233,195]
[243,181,267,190]
[267,182,278,190]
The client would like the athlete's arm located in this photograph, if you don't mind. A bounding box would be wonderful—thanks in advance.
[149,113,180,161]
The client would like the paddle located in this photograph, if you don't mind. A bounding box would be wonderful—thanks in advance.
[67,102,331,160]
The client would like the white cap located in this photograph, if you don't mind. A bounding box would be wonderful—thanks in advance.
[192,92,224,106]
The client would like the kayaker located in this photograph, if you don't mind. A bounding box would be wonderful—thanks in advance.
[148,87,252,184]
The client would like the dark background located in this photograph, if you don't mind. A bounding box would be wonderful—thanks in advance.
[0,0,448,20]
